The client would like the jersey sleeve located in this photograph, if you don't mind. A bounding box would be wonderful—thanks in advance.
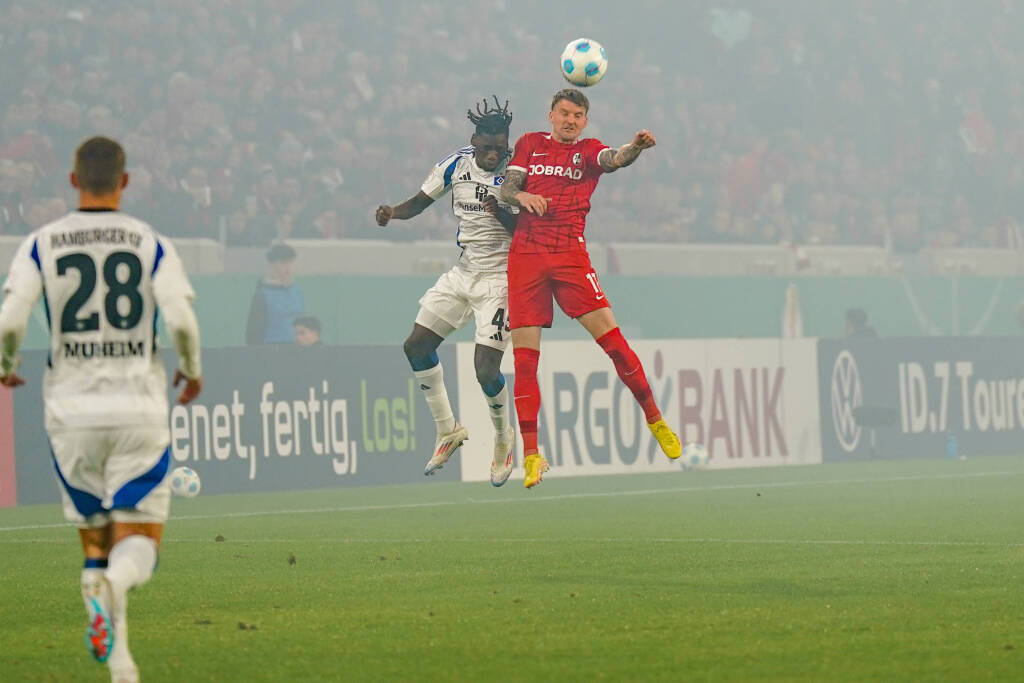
[586,139,611,178]
[420,154,463,200]
[507,134,534,173]
[0,234,43,377]
[1,234,44,305]
[151,237,196,306]
[152,236,202,379]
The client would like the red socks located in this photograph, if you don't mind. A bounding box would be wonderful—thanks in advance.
[513,347,541,455]
[596,327,662,424]
[514,329,659,455]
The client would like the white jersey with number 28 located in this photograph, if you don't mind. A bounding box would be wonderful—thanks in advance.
[2,210,196,430]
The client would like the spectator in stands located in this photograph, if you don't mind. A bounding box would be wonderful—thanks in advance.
[245,242,304,345]
[845,307,878,338]
[294,315,323,346]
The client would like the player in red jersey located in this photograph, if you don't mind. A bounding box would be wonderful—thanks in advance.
[499,88,681,488]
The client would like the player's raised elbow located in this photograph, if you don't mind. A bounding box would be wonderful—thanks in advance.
[404,192,434,218]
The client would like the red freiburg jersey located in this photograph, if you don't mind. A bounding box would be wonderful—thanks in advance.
[507,132,609,253]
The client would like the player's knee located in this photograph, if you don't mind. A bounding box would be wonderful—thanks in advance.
[475,361,500,388]
[403,337,427,362]
[404,337,440,371]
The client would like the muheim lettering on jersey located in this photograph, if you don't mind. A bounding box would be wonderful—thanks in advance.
[818,337,1024,461]
[454,339,822,482]
[63,340,146,360]
[50,227,142,249]
[528,164,583,180]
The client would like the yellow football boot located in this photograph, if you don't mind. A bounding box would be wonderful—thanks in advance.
[649,419,682,459]
[523,453,549,489]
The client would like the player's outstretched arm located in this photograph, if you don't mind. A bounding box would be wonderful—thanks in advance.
[598,130,657,172]
[376,191,434,226]
[500,170,549,216]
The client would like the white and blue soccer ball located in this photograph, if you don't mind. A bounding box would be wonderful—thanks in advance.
[560,38,608,87]
[169,466,201,498]
[681,442,709,471]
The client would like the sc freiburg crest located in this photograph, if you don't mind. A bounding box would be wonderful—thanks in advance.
[572,152,582,166]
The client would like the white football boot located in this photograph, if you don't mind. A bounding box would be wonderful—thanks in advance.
[424,424,469,475]
[490,427,515,487]
[84,577,114,663]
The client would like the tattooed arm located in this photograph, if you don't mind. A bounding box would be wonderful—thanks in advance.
[500,169,550,216]
[499,169,525,206]
[598,129,657,172]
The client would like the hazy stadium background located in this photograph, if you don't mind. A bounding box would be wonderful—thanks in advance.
[1,2,1023,263]
[3,3,1024,680]
[0,1,1022,347]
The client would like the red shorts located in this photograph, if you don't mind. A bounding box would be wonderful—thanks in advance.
[507,248,610,329]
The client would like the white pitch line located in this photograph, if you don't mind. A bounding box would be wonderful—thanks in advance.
[1,468,1023,533]
[467,468,1024,505]
[0,521,73,531]
[0,536,1022,548]
[144,537,1024,548]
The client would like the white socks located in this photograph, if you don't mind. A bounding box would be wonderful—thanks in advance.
[415,363,511,440]
[105,535,157,596]
[487,383,510,435]
[104,535,157,676]
[414,364,457,435]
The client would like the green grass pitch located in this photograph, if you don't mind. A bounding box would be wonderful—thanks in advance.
[2,455,1023,682]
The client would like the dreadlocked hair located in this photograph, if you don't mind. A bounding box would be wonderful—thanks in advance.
[467,95,512,135]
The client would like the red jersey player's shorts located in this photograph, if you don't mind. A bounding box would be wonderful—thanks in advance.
[507,245,609,329]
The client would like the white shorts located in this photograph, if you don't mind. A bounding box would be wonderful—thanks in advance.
[416,267,510,351]
[49,426,172,529]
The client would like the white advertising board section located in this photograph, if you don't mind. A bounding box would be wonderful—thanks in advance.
[456,338,822,482]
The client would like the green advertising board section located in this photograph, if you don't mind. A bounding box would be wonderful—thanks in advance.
[13,274,1024,350]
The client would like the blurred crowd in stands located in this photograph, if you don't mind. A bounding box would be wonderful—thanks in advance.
[2,0,1024,250]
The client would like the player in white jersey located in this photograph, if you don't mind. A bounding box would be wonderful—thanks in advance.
[376,97,518,486]
[0,137,202,683]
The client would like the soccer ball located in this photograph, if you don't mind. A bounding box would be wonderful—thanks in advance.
[169,466,201,498]
[681,442,709,471]
[560,38,608,87]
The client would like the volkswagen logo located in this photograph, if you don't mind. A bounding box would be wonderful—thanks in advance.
[831,350,862,452]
